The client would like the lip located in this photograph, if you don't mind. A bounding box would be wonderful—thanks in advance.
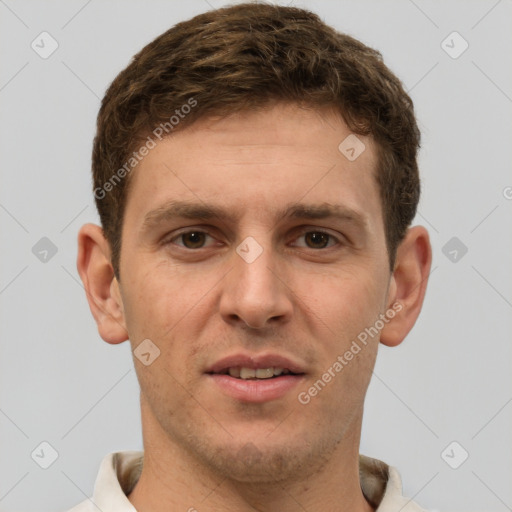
[205,352,306,375]
[205,352,307,403]
[208,373,305,403]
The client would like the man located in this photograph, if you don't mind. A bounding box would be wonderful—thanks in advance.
[72,2,432,511]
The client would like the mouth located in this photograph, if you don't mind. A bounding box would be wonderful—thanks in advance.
[205,353,306,403]
[208,366,302,380]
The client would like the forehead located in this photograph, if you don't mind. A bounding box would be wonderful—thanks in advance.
[124,103,382,230]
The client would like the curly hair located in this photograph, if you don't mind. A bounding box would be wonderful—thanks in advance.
[92,2,420,279]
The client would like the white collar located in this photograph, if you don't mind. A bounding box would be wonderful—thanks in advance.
[68,451,426,511]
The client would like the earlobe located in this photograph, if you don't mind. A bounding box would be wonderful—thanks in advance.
[380,226,432,347]
[76,223,129,345]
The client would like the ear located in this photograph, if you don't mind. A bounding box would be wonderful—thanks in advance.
[76,223,128,344]
[380,225,432,347]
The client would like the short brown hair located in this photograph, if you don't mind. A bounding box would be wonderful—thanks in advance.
[92,2,420,279]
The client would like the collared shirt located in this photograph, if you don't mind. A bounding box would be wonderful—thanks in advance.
[65,451,427,511]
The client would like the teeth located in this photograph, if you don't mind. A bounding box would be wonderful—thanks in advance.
[255,368,274,379]
[240,367,256,379]
[228,367,288,380]
[228,367,241,378]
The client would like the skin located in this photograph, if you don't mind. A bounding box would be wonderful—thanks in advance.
[77,102,431,512]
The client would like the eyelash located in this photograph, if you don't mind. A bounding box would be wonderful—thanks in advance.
[165,228,342,251]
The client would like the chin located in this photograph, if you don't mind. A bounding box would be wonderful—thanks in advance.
[197,431,334,484]
[210,442,301,483]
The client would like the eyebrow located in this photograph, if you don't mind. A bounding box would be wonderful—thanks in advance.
[141,199,368,233]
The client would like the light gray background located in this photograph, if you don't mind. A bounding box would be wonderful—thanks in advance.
[1,1,511,511]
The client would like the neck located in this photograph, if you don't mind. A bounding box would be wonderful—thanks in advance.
[128,396,374,512]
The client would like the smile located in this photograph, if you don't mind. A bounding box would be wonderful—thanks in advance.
[218,367,298,380]
[205,353,306,403]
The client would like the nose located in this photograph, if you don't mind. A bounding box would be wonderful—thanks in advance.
[219,239,293,330]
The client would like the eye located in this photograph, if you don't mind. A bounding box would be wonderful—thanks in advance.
[165,228,341,251]
[292,230,340,249]
[168,230,216,249]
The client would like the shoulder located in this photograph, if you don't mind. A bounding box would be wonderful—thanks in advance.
[359,454,429,512]
[381,465,429,511]
[61,499,97,512]
[61,451,143,512]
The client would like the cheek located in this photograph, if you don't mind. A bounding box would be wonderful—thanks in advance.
[297,266,385,341]
[122,263,201,338]
[294,267,384,398]
[121,267,217,382]
[121,273,200,404]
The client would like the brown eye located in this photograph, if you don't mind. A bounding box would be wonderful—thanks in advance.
[178,231,208,249]
[304,232,331,249]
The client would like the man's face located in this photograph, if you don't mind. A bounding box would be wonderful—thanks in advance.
[117,103,394,481]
